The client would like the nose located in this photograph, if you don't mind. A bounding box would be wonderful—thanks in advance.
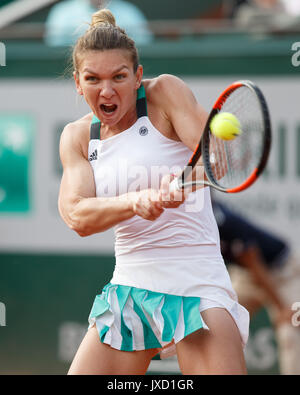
[100,81,115,99]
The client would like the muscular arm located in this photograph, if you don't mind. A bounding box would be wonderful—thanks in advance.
[236,246,285,310]
[150,75,209,199]
[58,124,135,237]
[154,74,208,151]
[160,75,228,183]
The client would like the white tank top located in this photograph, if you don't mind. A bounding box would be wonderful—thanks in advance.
[88,85,236,301]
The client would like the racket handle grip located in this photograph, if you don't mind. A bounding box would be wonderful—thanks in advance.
[169,177,180,193]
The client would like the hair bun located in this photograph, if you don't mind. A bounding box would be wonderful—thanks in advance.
[90,9,116,29]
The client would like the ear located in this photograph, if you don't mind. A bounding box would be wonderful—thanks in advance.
[73,71,83,95]
[135,65,143,89]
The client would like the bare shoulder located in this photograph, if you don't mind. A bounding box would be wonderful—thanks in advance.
[143,74,187,104]
[143,75,208,150]
[143,74,197,119]
[60,113,93,162]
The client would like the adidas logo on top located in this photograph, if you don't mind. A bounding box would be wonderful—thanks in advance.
[89,149,98,161]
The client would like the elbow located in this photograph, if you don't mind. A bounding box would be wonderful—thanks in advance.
[59,199,94,237]
[59,200,107,237]
[60,208,92,237]
[75,227,94,238]
[68,218,92,238]
[70,225,88,238]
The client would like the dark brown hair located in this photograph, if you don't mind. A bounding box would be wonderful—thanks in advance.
[73,9,139,73]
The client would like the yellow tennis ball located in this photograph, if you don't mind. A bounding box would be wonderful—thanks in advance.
[210,112,242,140]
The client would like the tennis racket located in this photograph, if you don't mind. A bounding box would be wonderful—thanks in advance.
[169,80,271,194]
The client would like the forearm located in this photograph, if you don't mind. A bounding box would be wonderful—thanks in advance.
[237,247,286,311]
[60,193,135,237]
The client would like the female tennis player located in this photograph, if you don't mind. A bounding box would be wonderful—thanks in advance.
[58,8,249,375]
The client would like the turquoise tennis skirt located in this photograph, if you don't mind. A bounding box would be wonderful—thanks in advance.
[88,283,211,358]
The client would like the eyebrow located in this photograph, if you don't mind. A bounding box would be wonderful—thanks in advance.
[82,65,129,74]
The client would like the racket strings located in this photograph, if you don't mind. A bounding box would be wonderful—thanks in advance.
[208,86,265,189]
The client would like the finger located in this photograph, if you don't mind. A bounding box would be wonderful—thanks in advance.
[160,200,182,209]
[148,203,164,219]
[160,174,172,200]
[136,199,163,220]
[148,189,160,203]
[154,201,164,210]
[173,188,186,203]
[136,206,156,221]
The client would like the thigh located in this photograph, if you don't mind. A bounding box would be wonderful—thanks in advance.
[68,325,158,375]
[176,308,247,375]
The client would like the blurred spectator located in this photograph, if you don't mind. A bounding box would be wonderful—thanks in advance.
[233,0,300,14]
[281,0,300,16]
[232,0,300,30]
[44,0,153,47]
[254,0,300,15]
[225,0,249,19]
[212,200,300,375]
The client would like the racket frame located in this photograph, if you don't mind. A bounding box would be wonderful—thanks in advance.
[175,80,272,194]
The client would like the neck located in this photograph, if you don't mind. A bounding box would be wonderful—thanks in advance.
[101,100,137,138]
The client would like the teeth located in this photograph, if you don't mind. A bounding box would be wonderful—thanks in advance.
[101,104,117,113]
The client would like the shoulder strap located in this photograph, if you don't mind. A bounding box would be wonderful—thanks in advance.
[89,84,147,140]
[136,84,147,118]
[90,114,101,140]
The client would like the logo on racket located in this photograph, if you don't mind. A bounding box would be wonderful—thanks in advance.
[139,126,148,136]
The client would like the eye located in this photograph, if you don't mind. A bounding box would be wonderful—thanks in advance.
[85,76,98,82]
[114,73,126,81]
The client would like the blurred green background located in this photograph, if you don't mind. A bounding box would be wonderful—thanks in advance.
[0,0,299,375]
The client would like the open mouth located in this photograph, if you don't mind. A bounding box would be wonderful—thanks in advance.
[100,104,118,114]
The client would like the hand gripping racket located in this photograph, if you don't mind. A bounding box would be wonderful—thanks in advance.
[169,80,271,193]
